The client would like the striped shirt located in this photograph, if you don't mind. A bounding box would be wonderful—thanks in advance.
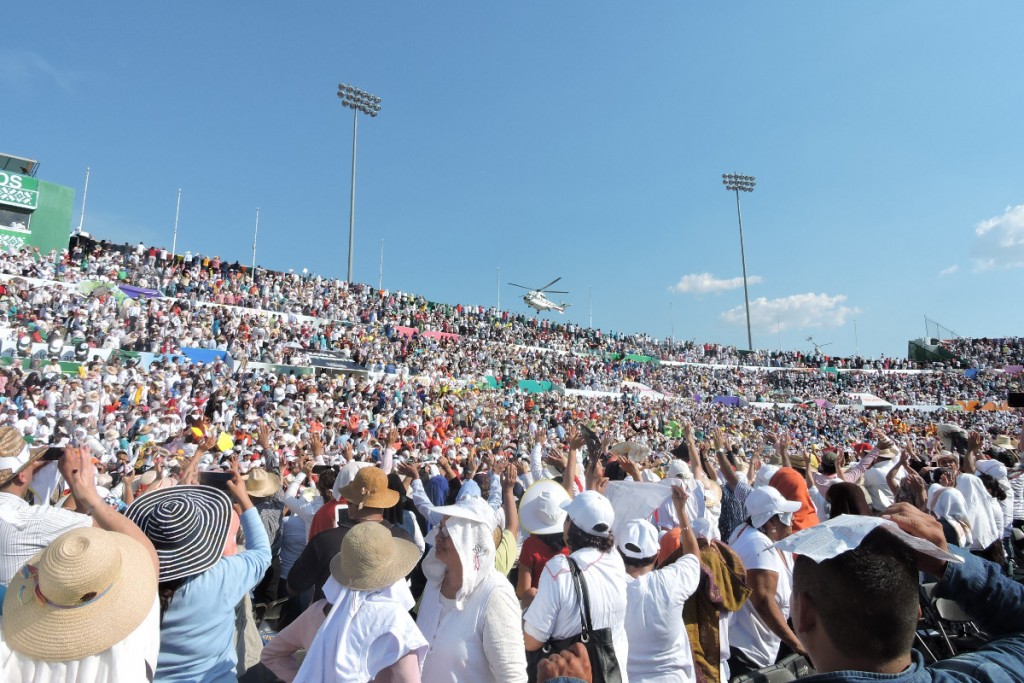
[0,492,93,586]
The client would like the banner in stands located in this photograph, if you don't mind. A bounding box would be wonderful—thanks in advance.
[393,326,460,341]
[0,172,39,210]
[309,355,366,373]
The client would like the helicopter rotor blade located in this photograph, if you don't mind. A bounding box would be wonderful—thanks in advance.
[543,290,569,294]
[538,277,562,292]
[507,283,532,290]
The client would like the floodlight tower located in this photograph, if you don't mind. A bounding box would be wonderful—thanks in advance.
[337,83,382,283]
[722,173,756,351]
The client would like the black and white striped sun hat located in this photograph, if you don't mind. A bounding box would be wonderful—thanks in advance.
[126,485,232,582]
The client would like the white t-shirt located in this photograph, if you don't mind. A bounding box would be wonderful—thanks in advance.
[0,598,160,683]
[727,524,793,668]
[524,547,631,682]
[863,460,902,512]
[624,554,701,683]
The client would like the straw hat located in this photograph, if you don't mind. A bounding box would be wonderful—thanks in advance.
[244,468,281,498]
[1,527,156,661]
[329,521,421,591]
[126,485,232,582]
[337,467,399,510]
[0,426,47,487]
[611,441,652,463]
[994,434,1018,451]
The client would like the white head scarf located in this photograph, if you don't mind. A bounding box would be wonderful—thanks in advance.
[294,576,426,683]
[421,498,496,611]
[932,487,973,548]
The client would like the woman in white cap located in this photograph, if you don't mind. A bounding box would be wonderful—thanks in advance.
[288,521,426,683]
[726,485,804,677]
[126,462,271,683]
[524,489,629,682]
[516,478,570,608]
[417,496,527,683]
[618,486,701,683]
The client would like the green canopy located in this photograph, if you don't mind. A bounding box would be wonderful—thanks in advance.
[518,380,553,394]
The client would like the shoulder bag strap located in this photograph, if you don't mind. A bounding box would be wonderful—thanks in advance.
[567,557,591,642]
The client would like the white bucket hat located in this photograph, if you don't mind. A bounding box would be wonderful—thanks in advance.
[519,480,570,535]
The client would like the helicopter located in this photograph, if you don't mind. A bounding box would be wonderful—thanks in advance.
[806,336,833,356]
[508,277,571,314]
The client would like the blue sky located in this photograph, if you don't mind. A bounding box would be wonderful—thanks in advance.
[3,2,1023,358]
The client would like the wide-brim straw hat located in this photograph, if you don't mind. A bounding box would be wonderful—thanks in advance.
[0,426,48,487]
[126,485,232,582]
[338,466,399,510]
[994,434,1018,451]
[1,527,156,661]
[330,521,421,591]
[519,479,570,535]
[611,441,652,463]
[244,468,281,498]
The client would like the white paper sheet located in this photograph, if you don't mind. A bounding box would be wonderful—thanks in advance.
[771,514,963,564]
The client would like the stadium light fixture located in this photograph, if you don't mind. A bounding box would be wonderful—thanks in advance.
[336,83,382,282]
[722,173,756,351]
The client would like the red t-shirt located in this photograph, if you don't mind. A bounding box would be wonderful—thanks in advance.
[309,499,342,540]
[519,534,569,588]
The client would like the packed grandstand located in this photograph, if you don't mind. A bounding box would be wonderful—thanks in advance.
[1,233,1023,683]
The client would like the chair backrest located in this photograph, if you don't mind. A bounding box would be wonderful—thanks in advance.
[730,654,815,683]
[934,597,973,623]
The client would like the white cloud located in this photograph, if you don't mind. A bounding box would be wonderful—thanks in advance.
[0,50,85,93]
[972,204,1024,271]
[939,264,958,276]
[670,272,763,295]
[720,292,859,332]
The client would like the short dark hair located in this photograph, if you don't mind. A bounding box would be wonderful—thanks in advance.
[566,521,614,553]
[793,528,918,664]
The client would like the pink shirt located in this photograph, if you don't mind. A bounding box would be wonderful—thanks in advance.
[261,599,422,682]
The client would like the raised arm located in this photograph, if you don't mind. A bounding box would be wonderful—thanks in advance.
[963,431,982,476]
[500,462,519,539]
[60,448,159,576]
[714,428,741,491]
[671,485,699,559]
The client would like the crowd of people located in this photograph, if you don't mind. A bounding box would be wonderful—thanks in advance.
[0,236,1022,682]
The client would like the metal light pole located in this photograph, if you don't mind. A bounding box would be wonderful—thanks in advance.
[337,83,381,283]
[171,188,181,258]
[251,207,260,273]
[76,167,90,235]
[722,173,756,351]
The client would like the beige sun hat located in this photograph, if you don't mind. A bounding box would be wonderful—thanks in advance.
[337,466,399,509]
[1,526,156,661]
[329,521,421,591]
[244,468,282,498]
[0,426,47,488]
[994,434,1018,450]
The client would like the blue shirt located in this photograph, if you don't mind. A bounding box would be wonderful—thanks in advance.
[155,507,272,683]
[803,547,1024,683]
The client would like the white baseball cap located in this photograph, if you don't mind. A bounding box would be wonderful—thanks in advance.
[519,480,570,535]
[561,490,614,538]
[746,485,801,529]
[617,519,660,559]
